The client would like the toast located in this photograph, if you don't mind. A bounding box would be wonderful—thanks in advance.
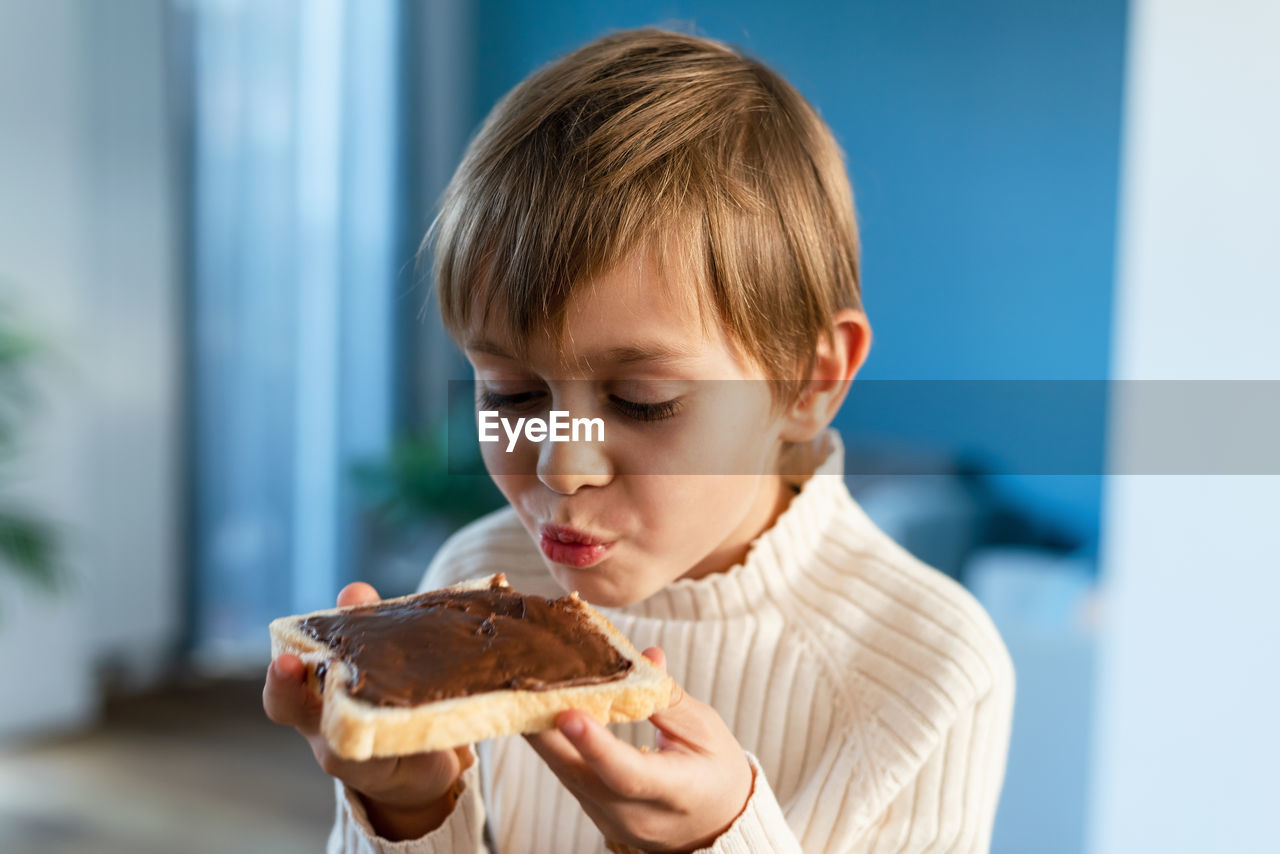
[268,573,673,760]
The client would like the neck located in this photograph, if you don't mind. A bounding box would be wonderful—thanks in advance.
[679,472,794,581]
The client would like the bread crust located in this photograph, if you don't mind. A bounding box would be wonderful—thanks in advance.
[269,574,673,759]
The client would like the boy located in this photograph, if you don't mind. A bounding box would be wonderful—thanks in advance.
[265,26,1014,853]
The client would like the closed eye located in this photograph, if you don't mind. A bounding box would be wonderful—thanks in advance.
[476,389,545,412]
[609,396,682,423]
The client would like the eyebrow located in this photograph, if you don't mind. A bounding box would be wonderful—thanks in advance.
[464,339,696,367]
[602,344,697,366]
[465,339,516,359]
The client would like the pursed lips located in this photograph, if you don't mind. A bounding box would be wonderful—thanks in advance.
[538,522,616,568]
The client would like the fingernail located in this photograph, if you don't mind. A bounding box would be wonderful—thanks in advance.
[271,658,298,681]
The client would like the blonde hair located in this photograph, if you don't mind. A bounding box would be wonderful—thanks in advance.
[423,26,862,397]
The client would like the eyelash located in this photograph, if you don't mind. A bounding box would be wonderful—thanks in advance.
[475,390,682,423]
[476,390,538,412]
[609,396,681,423]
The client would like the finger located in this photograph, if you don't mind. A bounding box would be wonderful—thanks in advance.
[556,710,658,800]
[375,749,463,804]
[524,724,598,792]
[454,744,476,774]
[263,654,322,734]
[641,646,666,671]
[337,581,380,608]
[647,680,720,753]
[525,724,592,771]
[637,648,716,750]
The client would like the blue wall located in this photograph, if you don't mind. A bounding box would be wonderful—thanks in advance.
[468,0,1128,551]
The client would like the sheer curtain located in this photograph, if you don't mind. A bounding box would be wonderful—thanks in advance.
[181,0,400,661]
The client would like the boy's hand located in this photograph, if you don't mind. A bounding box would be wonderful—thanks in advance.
[263,582,472,842]
[524,648,754,853]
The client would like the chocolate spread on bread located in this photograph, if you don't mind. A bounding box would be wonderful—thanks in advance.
[299,578,632,708]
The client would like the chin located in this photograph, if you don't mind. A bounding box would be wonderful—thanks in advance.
[546,562,646,609]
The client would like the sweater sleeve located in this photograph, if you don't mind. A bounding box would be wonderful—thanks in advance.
[698,663,1012,854]
[684,631,1013,854]
[326,750,489,854]
[846,674,1015,854]
[608,654,1011,854]
[697,751,805,854]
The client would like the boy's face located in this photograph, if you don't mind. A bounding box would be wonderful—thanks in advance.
[464,246,797,607]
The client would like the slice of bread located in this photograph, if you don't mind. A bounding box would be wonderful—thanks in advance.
[269,574,673,760]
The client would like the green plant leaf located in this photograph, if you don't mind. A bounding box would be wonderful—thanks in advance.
[0,509,62,592]
[0,298,64,595]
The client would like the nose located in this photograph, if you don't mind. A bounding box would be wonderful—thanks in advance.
[536,435,613,494]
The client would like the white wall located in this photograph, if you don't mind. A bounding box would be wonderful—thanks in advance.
[0,0,181,736]
[1089,1,1280,851]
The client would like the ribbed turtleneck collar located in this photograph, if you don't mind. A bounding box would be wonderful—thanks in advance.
[602,429,863,623]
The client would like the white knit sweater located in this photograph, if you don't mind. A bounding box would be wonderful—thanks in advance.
[329,430,1015,853]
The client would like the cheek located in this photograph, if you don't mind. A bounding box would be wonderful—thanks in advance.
[609,418,778,478]
[661,391,781,476]
[626,475,759,548]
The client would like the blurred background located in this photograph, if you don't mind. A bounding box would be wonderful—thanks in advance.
[1,1,1276,852]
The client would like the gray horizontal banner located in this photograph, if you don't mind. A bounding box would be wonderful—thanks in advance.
[437,380,1280,475]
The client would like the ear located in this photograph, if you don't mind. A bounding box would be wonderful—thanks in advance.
[779,309,872,442]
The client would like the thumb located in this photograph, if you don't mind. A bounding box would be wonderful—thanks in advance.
[263,653,322,734]
[337,582,380,608]
[641,646,666,671]
[642,653,718,752]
